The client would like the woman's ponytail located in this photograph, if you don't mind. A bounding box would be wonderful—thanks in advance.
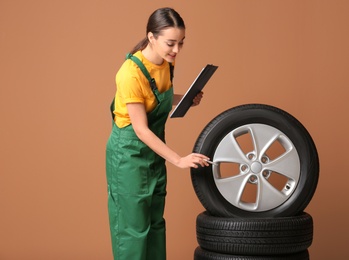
[130,37,149,54]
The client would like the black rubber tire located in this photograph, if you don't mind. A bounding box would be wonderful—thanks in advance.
[194,247,310,260]
[191,104,319,218]
[196,211,313,256]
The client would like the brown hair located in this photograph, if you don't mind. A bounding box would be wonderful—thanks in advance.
[130,7,185,54]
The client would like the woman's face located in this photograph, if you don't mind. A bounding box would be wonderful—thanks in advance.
[149,27,185,64]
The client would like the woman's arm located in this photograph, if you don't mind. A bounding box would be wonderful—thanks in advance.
[127,102,209,169]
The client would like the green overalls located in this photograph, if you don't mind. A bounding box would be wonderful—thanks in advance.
[106,54,174,260]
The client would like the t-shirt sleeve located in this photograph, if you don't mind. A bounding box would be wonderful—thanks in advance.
[117,70,145,104]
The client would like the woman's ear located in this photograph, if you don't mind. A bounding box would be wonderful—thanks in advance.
[147,32,154,43]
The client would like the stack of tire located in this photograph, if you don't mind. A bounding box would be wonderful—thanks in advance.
[191,104,319,260]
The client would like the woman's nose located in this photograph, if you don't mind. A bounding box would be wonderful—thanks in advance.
[173,44,180,53]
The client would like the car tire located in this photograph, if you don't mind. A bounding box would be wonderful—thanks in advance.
[196,211,313,256]
[194,247,310,260]
[191,104,319,217]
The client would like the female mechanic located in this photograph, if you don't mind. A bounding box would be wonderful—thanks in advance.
[106,7,209,260]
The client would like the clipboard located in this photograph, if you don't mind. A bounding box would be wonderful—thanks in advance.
[170,64,218,118]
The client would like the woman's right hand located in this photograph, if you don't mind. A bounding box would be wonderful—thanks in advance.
[176,153,210,169]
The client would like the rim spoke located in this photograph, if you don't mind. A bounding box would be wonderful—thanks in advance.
[256,176,286,210]
[265,148,300,181]
[249,124,279,157]
[215,174,250,205]
[214,132,248,164]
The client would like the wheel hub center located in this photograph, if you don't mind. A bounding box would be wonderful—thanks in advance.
[251,162,262,173]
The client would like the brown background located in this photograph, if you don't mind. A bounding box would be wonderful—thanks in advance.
[1,0,348,259]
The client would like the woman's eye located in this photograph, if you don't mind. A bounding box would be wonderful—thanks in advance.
[166,42,184,47]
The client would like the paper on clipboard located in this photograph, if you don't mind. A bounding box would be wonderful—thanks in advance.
[170,64,218,118]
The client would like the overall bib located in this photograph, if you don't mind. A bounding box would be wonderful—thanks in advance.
[106,54,174,260]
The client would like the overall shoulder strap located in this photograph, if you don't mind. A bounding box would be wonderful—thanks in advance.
[110,53,169,121]
[169,63,174,83]
[126,53,157,91]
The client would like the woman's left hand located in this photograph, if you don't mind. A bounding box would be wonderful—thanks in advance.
[192,91,204,106]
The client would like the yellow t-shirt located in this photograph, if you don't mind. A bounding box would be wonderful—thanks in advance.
[113,51,173,128]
